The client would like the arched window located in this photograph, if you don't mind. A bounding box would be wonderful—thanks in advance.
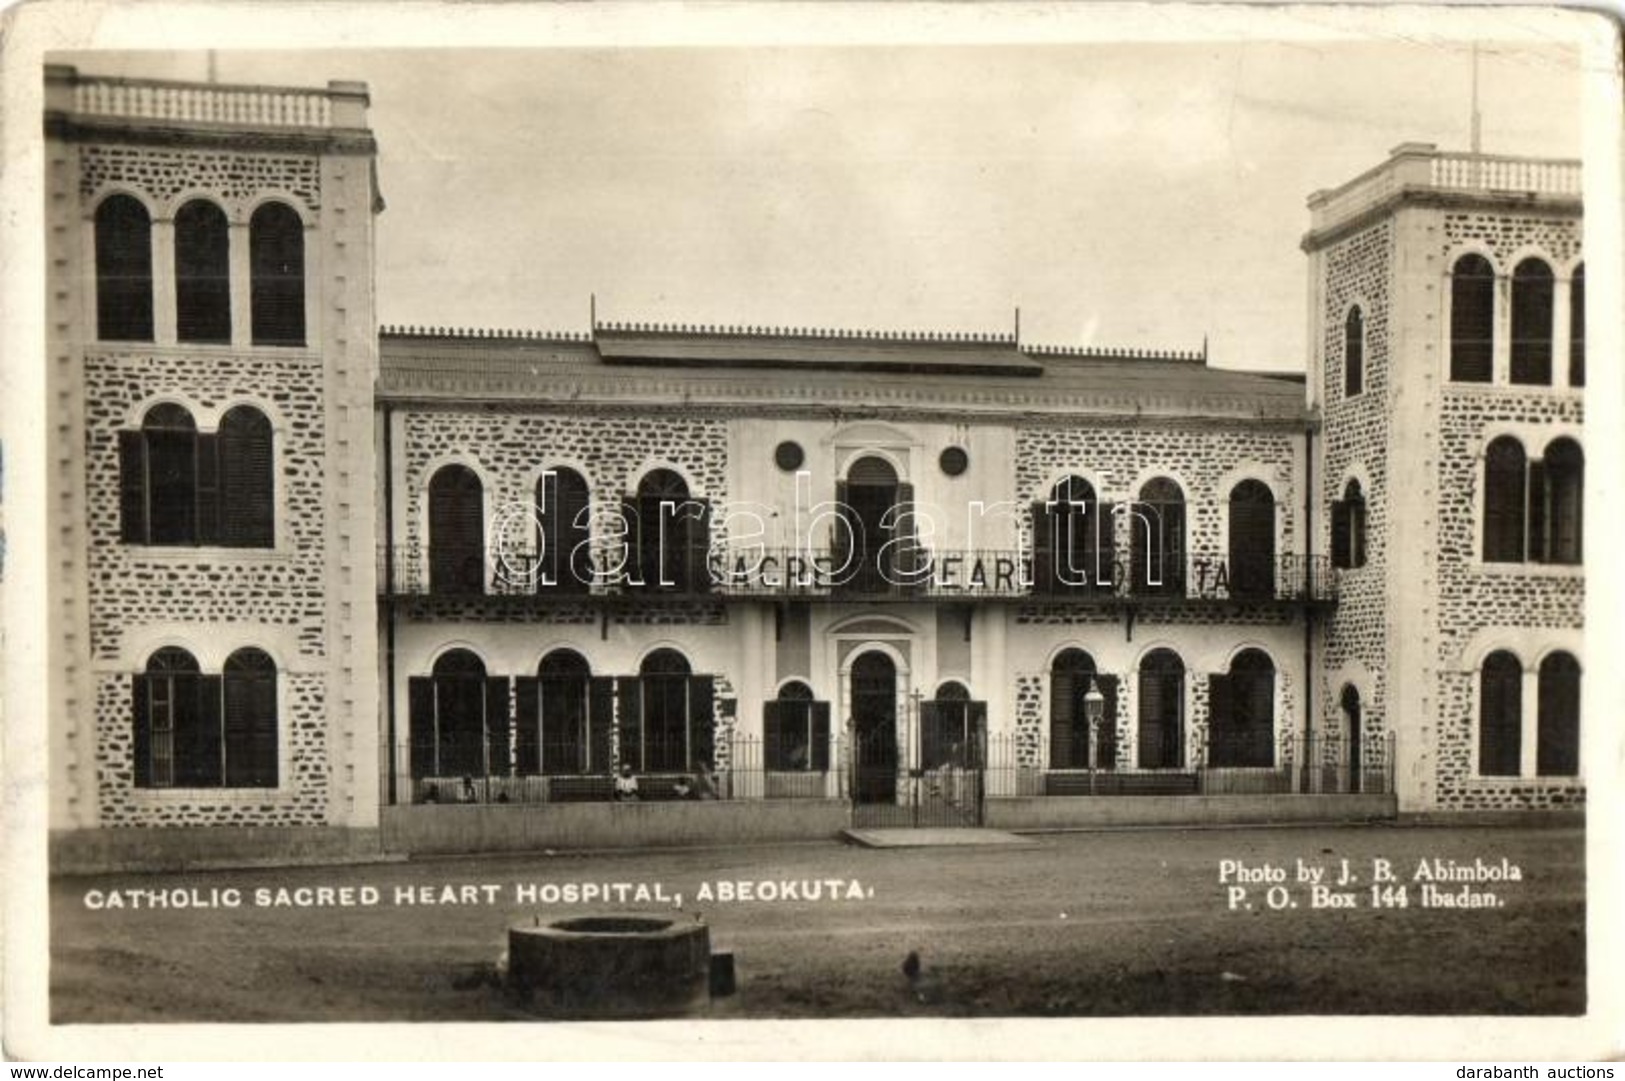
[1483,437,1527,563]
[619,649,713,773]
[1339,684,1364,794]
[1137,648,1185,769]
[132,646,278,789]
[407,650,507,788]
[922,681,985,769]
[1033,476,1112,595]
[249,201,306,346]
[1478,650,1522,776]
[1538,438,1583,566]
[120,404,200,546]
[94,194,154,342]
[1537,652,1580,776]
[1569,264,1585,387]
[1130,477,1185,596]
[765,680,830,772]
[535,650,589,775]
[837,456,915,595]
[174,199,231,344]
[132,647,202,788]
[1208,649,1274,767]
[222,648,278,787]
[1049,649,1117,770]
[1227,480,1276,599]
[428,465,485,594]
[219,406,274,548]
[1331,478,1368,570]
[629,470,709,594]
[1450,254,1495,382]
[537,468,592,594]
[1510,258,1555,385]
[1344,306,1364,397]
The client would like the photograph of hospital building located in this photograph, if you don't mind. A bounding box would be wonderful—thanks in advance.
[40,46,1586,874]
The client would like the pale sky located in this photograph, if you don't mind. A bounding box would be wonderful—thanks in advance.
[63,32,1585,371]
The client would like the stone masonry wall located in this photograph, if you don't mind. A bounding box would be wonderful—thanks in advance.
[85,350,331,826]
[1319,219,1392,751]
[1431,213,1584,810]
[81,145,320,214]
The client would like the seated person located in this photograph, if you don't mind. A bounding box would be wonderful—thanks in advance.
[671,775,694,800]
[693,762,720,800]
[613,764,640,801]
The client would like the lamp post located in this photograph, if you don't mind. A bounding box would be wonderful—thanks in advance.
[1084,677,1104,796]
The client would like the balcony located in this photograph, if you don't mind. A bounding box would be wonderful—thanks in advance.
[45,65,371,132]
[1306,143,1581,242]
[377,544,1338,606]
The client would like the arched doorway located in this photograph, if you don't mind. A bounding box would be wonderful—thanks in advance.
[1340,684,1362,793]
[850,650,898,804]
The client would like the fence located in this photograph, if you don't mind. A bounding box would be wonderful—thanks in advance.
[378,543,1338,603]
[983,731,1393,797]
[390,735,845,806]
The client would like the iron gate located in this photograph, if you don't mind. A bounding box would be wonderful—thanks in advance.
[850,710,986,829]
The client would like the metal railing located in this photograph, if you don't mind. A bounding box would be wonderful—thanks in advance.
[377,543,1338,604]
[982,731,1393,797]
[391,735,845,806]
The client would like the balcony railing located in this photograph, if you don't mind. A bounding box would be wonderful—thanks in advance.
[46,66,369,130]
[378,544,1338,604]
[1308,143,1581,235]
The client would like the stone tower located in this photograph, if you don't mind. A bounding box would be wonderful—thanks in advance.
[1304,143,1584,813]
[43,66,383,862]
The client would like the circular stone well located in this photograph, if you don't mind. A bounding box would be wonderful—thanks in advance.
[507,915,712,1018]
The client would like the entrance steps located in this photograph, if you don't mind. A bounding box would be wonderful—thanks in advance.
[841,828,1039,849]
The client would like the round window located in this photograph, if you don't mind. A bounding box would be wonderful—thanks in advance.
[939,446,969,477]
[774,441,805,472]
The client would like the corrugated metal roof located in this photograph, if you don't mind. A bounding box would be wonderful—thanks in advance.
[594,329,1045,377]
[376,329,1309,421]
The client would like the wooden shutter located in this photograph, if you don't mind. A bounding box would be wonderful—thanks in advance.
[1330,500,1350,568]
[686,499,713,594]
[224,668,277,787]
[1049,670,1075,769]
[485,677,511,777]
[407,677,436,779]
[195,433,222,546]
[967,701,987,768]
[1096,675,1120,769]
[1206,674,1233,767]
[1229,491,1275,598]
[1537,660,1580,776]
[588,677,615,773]
[172,674,223,787]
[1031,501,1054,594]
[920,701,944,769]
[1479,660,1522,777]
[895,482,917,587]
[132,675,152,787]
[222,417,274,548]
[763,701,785,770]
[1526,460,1548,564]
[688,675,716,768]
[615,677,642,770]
[833,480,854,586]
[1353,501,1367,568]
[811,701,831,771]
[119,432,149,543]
[515,676,541,775]
[1138,668,1166,769]
[1093,502,1115,590]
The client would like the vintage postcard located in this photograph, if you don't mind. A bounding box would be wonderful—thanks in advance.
[2,0,1620,1063]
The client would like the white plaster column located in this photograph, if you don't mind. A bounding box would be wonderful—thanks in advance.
[1492,273,1512,385]
[1519,667,1540,778]
[228,221,251,347]
[151,218,177,345]
[1552,274,1573,390]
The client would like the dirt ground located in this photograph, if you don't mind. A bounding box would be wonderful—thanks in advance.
[49,824,1584,1021]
